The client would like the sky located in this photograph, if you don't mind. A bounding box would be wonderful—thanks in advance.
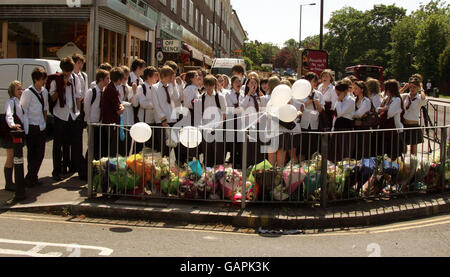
[230,0,432,47]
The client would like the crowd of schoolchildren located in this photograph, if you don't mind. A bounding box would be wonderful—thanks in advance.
[1,55,428,196]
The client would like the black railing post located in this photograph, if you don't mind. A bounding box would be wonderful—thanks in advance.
[87,123,95,199]
[440,127,448,193]
[320,132,328,208]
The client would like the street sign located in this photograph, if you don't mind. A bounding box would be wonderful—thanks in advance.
[162,40,181,53]
[156,51,164,62]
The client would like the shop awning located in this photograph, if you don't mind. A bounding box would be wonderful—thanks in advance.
[183,43,204,62]
[204,55,213,66]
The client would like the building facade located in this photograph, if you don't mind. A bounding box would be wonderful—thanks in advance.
[0,0,246,78]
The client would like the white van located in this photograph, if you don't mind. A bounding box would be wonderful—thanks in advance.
[211,58,246,77]
[0,59,61,113]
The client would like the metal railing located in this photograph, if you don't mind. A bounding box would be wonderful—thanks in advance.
[87,104,450,209]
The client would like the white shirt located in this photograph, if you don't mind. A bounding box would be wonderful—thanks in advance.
[225,89,245,115]
[49,75,81,121]
[387,97,404,131]
[84,85,102,124]
[5,97,26,130]
[118,84,134,125]
[335,95,355,121]
[133,82,155,124]
[72,71,88,99]
[299,90,324,130]
[129,71,144,86]
[183,85,200,110]
[370,94,383,110]
[170,82,184,108]
[20,85,48,134]
[90,81,97,90]
[196,91,227,129]
[402,93,426,123]
[152,82,179,124]
[319,83,337,108]
[353,97,371,119]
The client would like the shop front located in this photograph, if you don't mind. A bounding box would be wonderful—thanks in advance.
[181,27,214,70]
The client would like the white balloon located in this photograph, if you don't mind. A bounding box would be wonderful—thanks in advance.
[130,122,152,143]
[179,126,203,148]
[279,104,299,122]
[271,85,292,107]
[292,79,312,100]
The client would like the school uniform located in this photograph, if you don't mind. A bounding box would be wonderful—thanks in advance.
[195,91,227,168]
[239,93,269,166]
[2,97,26,149]
[152,81,180,157]
[131,82,156,151]
[84,85,102,160]
[352,97,372,159]
[377,97,405,160]
[171,82,184,108]
[20,85,48,186]
[402,92,426,145]
[297,90,324,159]
[101,82,123,158]
[329,95,355,162]
[72,71,88,177]
[319,83,337,130]
[225,89,245,168]
[183,85,201,126]
[370,94,383,110]
[128,71,144,86]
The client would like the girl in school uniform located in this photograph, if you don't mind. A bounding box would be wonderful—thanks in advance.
[329,80,355,162]
[352,81,372,159]
[120,66,135,126]
[402,77,427,155]
[366,78,383,110]
[240,75,269,166]
[377,79,405,160]
[225,76,245,169]
[299,73,324,161]
[318,69,336,131]
[183,71,201,126]
[1,81,26,191]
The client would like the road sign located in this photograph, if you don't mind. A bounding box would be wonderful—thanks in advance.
[156,51,164,62]
[162,40,181,53]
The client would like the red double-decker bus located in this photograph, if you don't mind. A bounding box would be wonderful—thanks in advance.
[345,65,384,83]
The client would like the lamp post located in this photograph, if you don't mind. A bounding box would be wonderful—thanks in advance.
[299,2,316,48]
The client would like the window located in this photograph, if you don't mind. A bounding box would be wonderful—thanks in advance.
[0,65,18,90]
[181,0,187,22]
[206,19,210,41]
[189,1,194,27]
[195,9,199,32]
[200,14,204,37]
[170,0,177,13]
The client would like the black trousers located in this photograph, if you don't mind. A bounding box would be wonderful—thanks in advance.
[53,117,81,175]
[26,125,46,182]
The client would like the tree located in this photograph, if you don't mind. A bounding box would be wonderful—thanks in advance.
[439,40,450,82]
[414,13,449,84]
[243,40,263,67]
[284,39,299,52]
[301,35,320,49]
[259,43,280,64]
[243,56,253,71]
[388,16,418,81]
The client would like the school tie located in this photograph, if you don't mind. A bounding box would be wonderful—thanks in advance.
[235,92,240,108]
[122,85,127,102]
[68,82,76,114]
[163,85,171,105]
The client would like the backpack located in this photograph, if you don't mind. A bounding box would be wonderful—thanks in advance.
[201,92,222,116]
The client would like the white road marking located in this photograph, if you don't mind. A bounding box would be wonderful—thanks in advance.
[0,238,113,257]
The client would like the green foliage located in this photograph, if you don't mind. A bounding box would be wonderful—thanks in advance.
[243,56,253,71]
[439,40,450,81]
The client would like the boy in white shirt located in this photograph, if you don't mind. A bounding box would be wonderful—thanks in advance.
[84,69,109,161]
[20,68,49,190]
[152,66,180,157]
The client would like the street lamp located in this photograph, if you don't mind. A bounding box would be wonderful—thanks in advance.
[299,2,316,48]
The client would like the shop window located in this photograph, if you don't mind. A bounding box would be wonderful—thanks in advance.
[7,22,40,58]
[42,21,87,58]
[99,27,127,67]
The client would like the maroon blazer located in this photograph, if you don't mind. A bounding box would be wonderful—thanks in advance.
[101,82,121,124]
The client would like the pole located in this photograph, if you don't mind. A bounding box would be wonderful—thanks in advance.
[320,0,324,50]
[299,5,302,48]
[10,130,26,202]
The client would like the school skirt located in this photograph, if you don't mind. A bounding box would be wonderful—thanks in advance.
[403,123,424,145]
[328,118,354,162]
